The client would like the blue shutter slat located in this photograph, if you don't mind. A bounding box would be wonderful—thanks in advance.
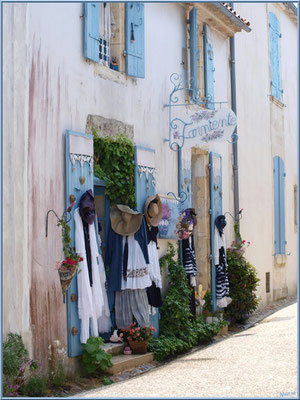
[65,130,94,357]
[269,12,282,101]
[84,3,100,63]
[204,25,215,110]
[278,158,286,254]
[189,8,198,102]
[125,3,145,78]
[273,157,280,254]
[273,156,285,255]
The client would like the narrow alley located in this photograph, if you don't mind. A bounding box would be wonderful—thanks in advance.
[78,302,298,399]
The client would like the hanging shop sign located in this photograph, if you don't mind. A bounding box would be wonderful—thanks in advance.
[164,73,238,151]
[169,107,237,150]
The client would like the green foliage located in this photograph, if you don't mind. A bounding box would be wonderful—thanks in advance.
[93,132,136,208]
[3,333,29,378]
[225,226,260,323]
[202,290,213,314]
[159,244,197,347]
[80,336,113,376]
[49,364,66,387]
[102,376,114,386]
[21,375,48,397]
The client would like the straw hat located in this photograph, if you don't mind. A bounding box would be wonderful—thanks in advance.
[144,194,162,227]
[110,205,143,236]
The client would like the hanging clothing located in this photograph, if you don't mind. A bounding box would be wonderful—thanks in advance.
[182,235,197,277]
[82,220,93,286]
[146,225,162,288]
[214,226,232,308]
[74,208,111,343]
[120,235,152,290]
[146,282,163,308]
[106,217,150,292]
[115,289,150,329]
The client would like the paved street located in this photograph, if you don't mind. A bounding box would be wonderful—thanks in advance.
[78,302,298,399]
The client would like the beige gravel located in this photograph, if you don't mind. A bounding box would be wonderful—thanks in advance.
[78,302,298,398]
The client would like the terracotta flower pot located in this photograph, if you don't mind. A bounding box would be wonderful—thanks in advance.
[128,340,148,354]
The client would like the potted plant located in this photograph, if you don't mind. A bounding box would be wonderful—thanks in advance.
[121,323,156,354]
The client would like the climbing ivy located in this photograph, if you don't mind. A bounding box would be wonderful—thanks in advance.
[92,131,136,208]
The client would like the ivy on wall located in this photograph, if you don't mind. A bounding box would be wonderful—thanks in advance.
[92,131,136,208]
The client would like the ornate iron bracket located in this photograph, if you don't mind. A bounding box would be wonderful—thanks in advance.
[45,209,72,238]
[167,191,188,204]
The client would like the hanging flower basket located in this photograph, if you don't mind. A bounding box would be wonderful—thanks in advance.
[56,256,83,295]
[128,339,149,354]
[58,266,78,295]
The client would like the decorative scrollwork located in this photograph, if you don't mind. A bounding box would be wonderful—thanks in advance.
[167,191,188,204]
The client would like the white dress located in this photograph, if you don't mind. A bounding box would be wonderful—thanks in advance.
[74,208,111,343]
[121,235,152,290]
[147,241,162,288]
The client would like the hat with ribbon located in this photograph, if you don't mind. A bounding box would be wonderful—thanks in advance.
[110,205,143,236]
[79,189,96,225]
[144,194,162,227]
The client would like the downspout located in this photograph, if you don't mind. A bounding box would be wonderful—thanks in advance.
[229,2,240,240]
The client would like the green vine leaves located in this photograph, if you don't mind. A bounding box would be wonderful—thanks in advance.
[92,131,136,208]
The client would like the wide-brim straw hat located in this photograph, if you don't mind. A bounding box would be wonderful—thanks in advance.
[144,194,162,227]
[110,205,143,236]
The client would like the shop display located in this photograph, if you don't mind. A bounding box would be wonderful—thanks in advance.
[214,215,232,308]
[74,190,112,343]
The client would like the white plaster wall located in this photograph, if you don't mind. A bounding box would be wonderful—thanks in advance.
[234,2,297,306]
[3,3,32,353]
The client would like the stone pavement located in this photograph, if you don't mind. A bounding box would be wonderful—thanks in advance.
[76,299,298,399]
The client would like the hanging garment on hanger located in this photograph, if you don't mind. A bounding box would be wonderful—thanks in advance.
[214,225,232,308]
[106,217,150,292]
[182,234,197,277]
[115,289,150,329]
[74,208,111,343]
[146,225,162,288]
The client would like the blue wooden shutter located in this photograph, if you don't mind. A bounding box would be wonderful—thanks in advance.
[273,156,286,254]
[125,3,145,78]
[65,130,94,357]
[209,152,222,312]
[84,3,100,63]
[189,7,199,102]
[204,25,215,110]
[179,149,192,210]
[269,12,282,101]
[134,146,156,212]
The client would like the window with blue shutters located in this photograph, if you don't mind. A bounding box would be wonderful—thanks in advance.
[84,3,145,78]
[273,156,286,255]
[269,12,283,101]
[189,8,199,102]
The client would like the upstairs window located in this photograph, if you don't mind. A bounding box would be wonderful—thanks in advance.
[188,8,215,109]
[84,2,145,78]
[269,12,283,101]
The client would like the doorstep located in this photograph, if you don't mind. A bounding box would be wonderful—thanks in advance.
[102,342,126,356]
[107,352,154,375]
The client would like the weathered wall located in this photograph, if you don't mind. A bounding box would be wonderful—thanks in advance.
[234,2,297,307]
[3,3,32,353]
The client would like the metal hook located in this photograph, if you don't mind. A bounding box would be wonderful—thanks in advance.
[46,209,72,237]
[224,209,243,222]
[167,191,188,204]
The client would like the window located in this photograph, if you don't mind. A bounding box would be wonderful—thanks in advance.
[273,156,286,254]
[269,12,283,101]
[84,2,145,78]
[188,8,215,109]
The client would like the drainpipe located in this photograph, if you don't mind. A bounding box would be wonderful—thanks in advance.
[229,2,240,240]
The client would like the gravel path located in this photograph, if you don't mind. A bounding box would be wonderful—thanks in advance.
[77,300,298,399]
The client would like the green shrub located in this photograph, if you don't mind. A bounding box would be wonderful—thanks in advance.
[102,376,114,386]
[21,375,47,397]
[225,225,260,323]
[3,333,29,378]
[159,243,197,347]
[48,363,66,387]
[202,290,213,314]
[80,336,113,376]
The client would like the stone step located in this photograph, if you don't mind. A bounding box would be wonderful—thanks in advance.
[102,342,126,356]
[107,352,154,375]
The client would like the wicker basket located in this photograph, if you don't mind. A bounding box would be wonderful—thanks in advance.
[128,340,148,354]
[58,267,77,295]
